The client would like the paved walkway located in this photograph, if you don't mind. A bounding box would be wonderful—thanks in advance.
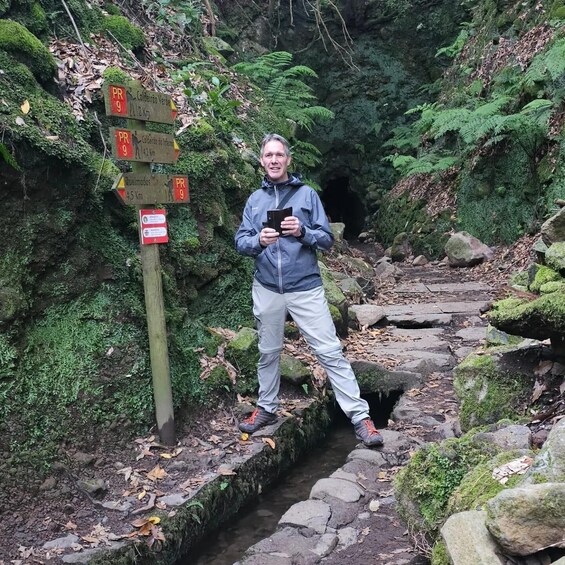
[235,264,495,565]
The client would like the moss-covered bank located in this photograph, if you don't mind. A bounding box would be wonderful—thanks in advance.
[89,399,333,564]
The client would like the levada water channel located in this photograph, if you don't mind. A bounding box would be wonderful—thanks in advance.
[180,391,400,565]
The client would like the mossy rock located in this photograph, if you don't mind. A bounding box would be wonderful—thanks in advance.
[390,232,410,262]
[485,324,522,347]
[102,15,144,50]
[508,270,529,291]
[280,354,310,386]
[394,432,504,541]
[202,36,234,58]
[540,280,565,295]
[205,365,232,393]
[319,261,348,336]
[545,242,565,275]
[453,348,536,432]
[225,327,259,395]
[529,264,562,292]
[488,292,565,344]
[446,449,535,516]
[284,322,300,340]
[0,19,56,82]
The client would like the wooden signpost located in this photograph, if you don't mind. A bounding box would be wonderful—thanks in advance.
[105,83,189,446]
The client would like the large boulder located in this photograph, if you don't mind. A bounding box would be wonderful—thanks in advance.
[441,511,505,565]
[540,205,565,246]
[453,346,538,431]
[486,483,565,556]
[444,232,493,268]
[488,291,565,355]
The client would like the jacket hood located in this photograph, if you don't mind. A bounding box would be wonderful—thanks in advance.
[261,173,304,191]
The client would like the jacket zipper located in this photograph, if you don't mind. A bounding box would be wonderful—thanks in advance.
[275,187,283,293]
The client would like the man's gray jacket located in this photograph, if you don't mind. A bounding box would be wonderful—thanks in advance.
[235,174,334,294]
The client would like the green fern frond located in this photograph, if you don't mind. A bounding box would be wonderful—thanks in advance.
[232,51,333,132]
[544,39,565,80]
[473,96,512,116]
[429,108,471,139]
[0,143,21,171]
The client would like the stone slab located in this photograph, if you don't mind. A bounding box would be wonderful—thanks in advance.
[394,283,429,293]
[310,478,364,503]
[455,327,487,342]
[426,282,491,293]
[387,313,453,327]
[279,500,331,534]
[383,301,489,316]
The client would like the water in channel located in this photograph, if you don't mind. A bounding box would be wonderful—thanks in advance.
[186,393,396,565]
[187,418,356,565]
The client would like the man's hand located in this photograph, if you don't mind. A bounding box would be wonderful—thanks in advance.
[280,216,302,238]
[259,227,280,247]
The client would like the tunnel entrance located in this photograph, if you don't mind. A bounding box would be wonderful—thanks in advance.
[322,176,366,240]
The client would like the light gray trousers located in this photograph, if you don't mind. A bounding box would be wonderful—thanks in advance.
[252,280,370,425]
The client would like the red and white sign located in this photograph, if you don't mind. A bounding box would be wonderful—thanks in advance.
[139,209,168,245]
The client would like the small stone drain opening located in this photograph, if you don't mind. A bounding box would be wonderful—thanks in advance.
[186,391,402,565]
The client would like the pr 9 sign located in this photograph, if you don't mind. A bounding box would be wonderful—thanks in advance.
[109,85,128,116]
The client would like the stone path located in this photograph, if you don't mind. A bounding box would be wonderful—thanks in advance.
[235,264,496,565]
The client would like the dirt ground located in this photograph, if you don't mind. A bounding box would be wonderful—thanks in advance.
[1,239,563,565]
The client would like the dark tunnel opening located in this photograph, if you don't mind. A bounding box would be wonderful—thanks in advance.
[322,176,366,240]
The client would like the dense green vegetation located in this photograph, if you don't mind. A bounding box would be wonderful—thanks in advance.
[1,0,564,478]
[0,0,338,475]
[375,0,565,250]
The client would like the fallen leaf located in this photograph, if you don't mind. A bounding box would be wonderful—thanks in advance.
[240,432,249,441]
[20,100,30,114]
[147,465,167,481]
[15,117,25,126]
[262,437,276,450]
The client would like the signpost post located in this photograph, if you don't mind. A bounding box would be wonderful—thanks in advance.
[105,83,188,446]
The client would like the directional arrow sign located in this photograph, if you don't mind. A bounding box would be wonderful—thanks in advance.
[105,84,177,124]
[112,173,190,205]
[110,128,180,164]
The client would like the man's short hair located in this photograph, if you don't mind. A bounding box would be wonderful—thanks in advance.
[260,133,291,156]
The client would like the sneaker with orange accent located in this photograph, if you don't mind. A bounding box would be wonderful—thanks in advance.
[354,418,384,447]
[239,407,277,433]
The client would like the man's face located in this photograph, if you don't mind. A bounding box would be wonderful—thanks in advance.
[260,140,291,183]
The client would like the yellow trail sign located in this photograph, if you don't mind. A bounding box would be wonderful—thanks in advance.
[110,128,180,164]
[105,84,177,124]
[113,173,190,205]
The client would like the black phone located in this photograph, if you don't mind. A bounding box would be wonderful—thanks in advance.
[266,207,292,233]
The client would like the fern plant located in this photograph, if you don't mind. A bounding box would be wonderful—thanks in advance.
[233,51,334,132]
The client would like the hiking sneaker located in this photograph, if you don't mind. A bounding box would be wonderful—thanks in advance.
[354,418,384,447]
[239,407,277,433]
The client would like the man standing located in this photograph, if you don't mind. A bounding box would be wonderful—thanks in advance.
[234,133,383,447]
